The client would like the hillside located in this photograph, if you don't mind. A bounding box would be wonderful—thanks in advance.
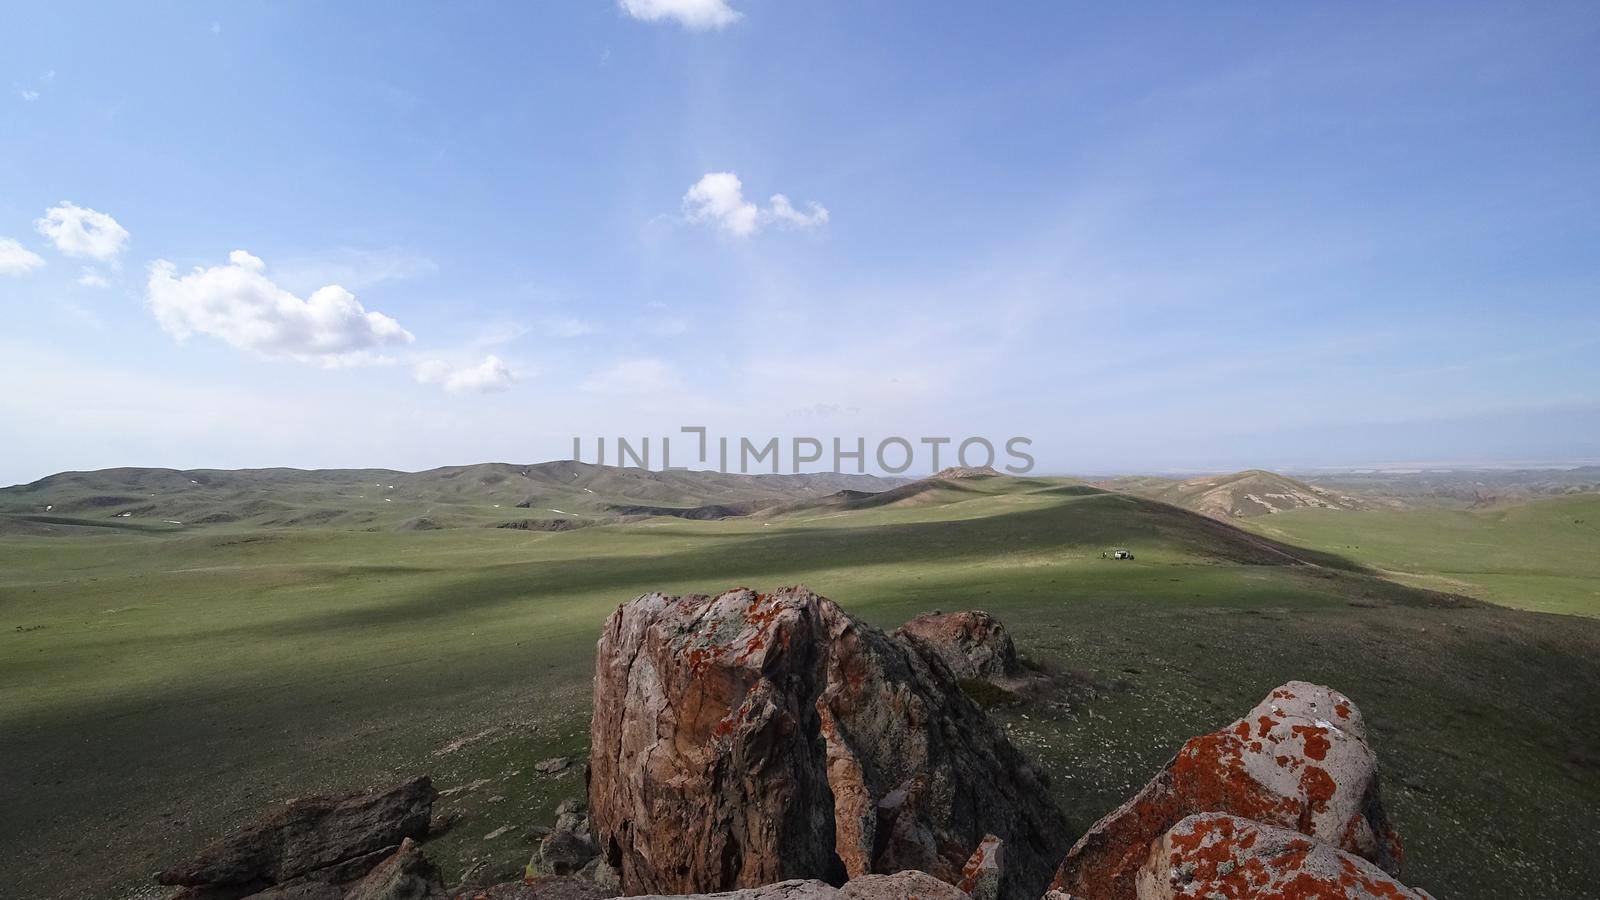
[1098,469,1369,519]
[3,472,1596,900]
[0,462,905,533]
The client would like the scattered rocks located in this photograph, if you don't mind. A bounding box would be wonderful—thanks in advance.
[588,587,1068,898]
[1136,814,1433,899]
[158,776,437,895]
[896,610,1019,681]
[1051,681,1403,900]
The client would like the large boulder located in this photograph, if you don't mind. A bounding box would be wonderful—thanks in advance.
[159,776,437,891]
[1136,814,1433,899]
[1050,682,1401,900]
[588,588,1068,898]
[895,611,1019,681]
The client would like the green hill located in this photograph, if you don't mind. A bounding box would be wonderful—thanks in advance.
[3,472,1597,899]
[0,462,906,533]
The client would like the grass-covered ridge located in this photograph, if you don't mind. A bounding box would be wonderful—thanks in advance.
[2,474,1597,899]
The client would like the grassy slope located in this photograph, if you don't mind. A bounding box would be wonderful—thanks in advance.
[1241,494,1600,617]
[2,478,1597,899]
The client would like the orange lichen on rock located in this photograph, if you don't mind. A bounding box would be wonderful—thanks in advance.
[1050,681,1402,900]
[589,588,1068,898]
[1137,814,1432,900]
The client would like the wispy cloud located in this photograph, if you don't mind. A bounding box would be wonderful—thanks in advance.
[35,202,129,264]
[0,238,45,276]
[414,355,515,393]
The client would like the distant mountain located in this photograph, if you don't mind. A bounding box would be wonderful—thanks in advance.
[0,462,906,534]
[1302,467,1600,507]
[1097,469,1369,519]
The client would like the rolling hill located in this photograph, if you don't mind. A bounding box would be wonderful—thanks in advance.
[0,462,905,534]
[1098,469,1371,519]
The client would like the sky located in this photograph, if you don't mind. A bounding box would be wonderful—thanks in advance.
[1,1,1597,485]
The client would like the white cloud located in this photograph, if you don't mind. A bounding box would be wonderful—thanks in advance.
[20,89,39,102]
[77,268,110,288]
[768,193,830,229]
[580,358,681,396]
[414,355,515,393]
[0,238,45,276]
[682,172,830,238]
[146,249,415,367]
[683,172,760,237]
[35,202,129,263]
[620,0,741,30]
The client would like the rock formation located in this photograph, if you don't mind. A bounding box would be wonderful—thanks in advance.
[955,835,1002,900]
[344,838,446,900]
[588,588,1068,898]
[896,611,1019,682]
[620,871,972,900]
[158,776,437,898]
[1050,681,1402,899]
[1136,814,1434,900]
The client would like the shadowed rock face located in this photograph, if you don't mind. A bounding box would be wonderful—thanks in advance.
[1051,681,1401,900]
[158,776,437,890]
[896,611,1019,682]
[1137,814,1432,900]
[588,588,1068,898]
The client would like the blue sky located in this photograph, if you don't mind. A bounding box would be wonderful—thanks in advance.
[1,1,1597,484]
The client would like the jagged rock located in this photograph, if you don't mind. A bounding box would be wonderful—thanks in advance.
[451,876,611,899]
[896,611,1019,681]
[534,830,598,876]
[1050,682,1400,900]
[589,588,1068,898]
[621,881,840,899]
[343,838,446,900]
[1136,814,1432,899]
[159,776,437,889]
[618,871,974,900]
[551,799,590,840]
[955,835,1002,900]
[839,871,969,899]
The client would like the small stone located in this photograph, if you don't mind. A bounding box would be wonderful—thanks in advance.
[534,757,571,775]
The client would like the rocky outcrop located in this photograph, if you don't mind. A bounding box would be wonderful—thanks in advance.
[1051,682,1402,899]
[896,611,1019,681]
[452,877,612,899]
[955,835,1002,900]
[344,838,446,900]
[1136,814,1433,900]
[159,776,437,896]
[618,871,972,900]
[588,588,1068,898]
